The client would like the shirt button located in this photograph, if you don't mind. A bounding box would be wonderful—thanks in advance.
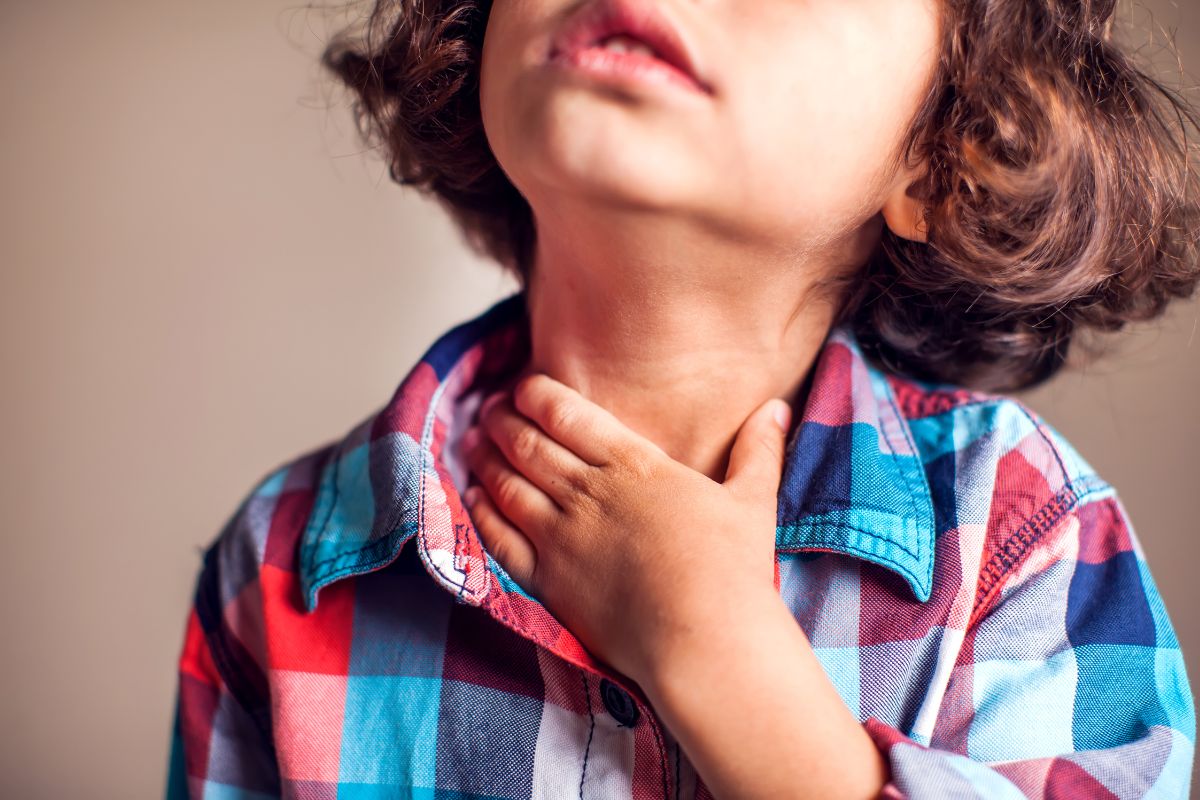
[599,678,640,727]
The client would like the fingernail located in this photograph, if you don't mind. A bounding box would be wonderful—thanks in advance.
[464,486,479,507]
[772,400,791,431]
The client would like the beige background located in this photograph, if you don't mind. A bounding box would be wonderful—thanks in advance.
[1,1,1197,797]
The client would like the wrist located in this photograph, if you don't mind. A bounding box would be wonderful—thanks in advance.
[639,582,790,698]
[638,586,890,800]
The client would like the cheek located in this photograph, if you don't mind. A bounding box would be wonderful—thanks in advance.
[714,74,887,237]
[479,17,521,177]
[717,8,938,233]
[479,0,559,189]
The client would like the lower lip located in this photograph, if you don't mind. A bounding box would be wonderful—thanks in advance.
[547,46,708,95]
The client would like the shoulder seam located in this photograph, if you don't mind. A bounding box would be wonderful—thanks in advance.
[971,475,1111,624]
[193,538,279,759]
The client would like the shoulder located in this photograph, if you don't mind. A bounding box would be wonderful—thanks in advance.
[188,293,524,631]
[187,433,345,673]
[888,373,1133,614]
[890,372,1108,505]
[202,438,338,584]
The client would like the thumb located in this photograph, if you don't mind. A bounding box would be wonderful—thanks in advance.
[724,398,792,498]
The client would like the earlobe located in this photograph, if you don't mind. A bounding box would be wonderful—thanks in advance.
[881,178,930,244]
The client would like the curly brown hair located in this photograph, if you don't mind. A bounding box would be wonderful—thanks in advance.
[320,0,1200,392]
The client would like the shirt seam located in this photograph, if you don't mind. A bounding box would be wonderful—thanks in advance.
[971,474,1111,623]
[194,543,279,761]
[777,522,925,595]
[877,372,933,548]
[778,517,921,559]
[418,373,479,603]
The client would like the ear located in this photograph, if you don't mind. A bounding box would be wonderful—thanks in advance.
[880,168,930,244]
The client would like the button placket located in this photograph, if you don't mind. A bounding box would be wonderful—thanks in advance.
[582,670,675,799]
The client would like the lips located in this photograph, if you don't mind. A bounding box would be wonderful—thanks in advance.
[548,0,712,95]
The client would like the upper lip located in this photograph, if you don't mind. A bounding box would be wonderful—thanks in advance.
[548,0,713,94]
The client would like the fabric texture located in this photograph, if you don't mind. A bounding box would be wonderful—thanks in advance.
[165,289,1195,799]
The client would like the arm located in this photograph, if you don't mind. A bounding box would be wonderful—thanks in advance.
[643,489,1195,799]
[641,587,889,800]
[165,540,281,799]
[859,490,1195,798]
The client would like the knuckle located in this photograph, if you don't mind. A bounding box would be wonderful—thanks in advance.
[567,481,604,519]
[563,464,594,495]
[563,465,603,507]
[510,425,542,464]
[617,445,657,482]
[494,473,524,510]
[544,399,577,436]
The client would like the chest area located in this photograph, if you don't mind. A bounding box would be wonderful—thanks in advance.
[265,548,959,799]
[268,545,707,799]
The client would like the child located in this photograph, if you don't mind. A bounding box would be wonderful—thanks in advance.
[167,0,1199,797]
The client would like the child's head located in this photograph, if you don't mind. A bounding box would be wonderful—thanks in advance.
[322,0,1200,392]
[474,0,940,263]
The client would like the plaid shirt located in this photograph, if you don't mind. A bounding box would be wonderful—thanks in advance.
[165,290,1195,799]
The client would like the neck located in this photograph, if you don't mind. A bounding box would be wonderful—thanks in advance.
[518,205,881,483]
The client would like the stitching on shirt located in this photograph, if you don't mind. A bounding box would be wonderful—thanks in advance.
[482,586,550,648]
[414,311,535,604]
[453,520,470,604]
[299,440,398,609]
[971,476,1109,622]
[419,373,478,602]
[579,670,595,799]
[780,518,921,559]
[303,333,944,609]
[300,377,472,609]
[1010,401,1073,490]
[778,528,923,595]
[481,589,677,798]
[967,389,1105,623]
[650,705,671,799]
[307,519,413,570]
[307,528,411,582]
[194,543,279,765]
[489,589,671,798]
[298,440,346,601]
[877,374,930,566]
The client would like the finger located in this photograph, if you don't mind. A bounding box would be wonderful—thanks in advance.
[464,426,561,536]
[724,398,792,502]
[478,391,594,508]
[511,373,665,468]
[463,484,539,594]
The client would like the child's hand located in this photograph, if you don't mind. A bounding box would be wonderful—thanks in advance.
[461,373,793,688]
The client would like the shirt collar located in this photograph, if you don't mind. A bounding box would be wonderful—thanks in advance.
[297,290,936,614]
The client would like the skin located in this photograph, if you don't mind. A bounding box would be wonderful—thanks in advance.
[463,380,875,798]
[470,0,942,797]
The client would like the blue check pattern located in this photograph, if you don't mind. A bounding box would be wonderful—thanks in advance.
[166,289,1195,798]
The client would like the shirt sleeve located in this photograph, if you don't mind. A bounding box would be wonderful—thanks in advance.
[164,541,281,799]
[861,489,1196,799]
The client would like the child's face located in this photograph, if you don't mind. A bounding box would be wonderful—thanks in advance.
[480,0,940,248]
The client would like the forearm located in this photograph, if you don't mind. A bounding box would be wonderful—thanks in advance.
[640,588,888,800]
